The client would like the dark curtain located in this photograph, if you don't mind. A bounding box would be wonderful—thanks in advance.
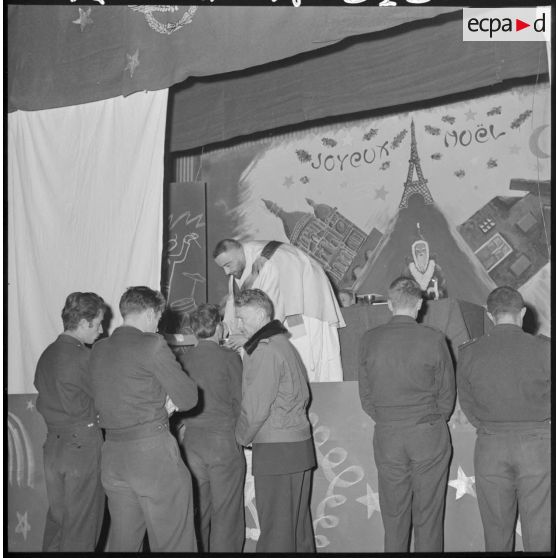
[7,5,457,112]
[169,11,548,152]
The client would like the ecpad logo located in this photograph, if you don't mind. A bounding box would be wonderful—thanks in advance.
[463,8,550,42]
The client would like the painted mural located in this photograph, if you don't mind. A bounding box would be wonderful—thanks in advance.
[205,82,551,335]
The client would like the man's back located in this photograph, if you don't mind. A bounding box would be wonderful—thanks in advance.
[178,340,242,431]
[458,324,550,425]
[91,325,197,429]
[34,334,96,428]
[359,315,455,423]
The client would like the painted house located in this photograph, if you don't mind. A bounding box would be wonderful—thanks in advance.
[457,179,550,289]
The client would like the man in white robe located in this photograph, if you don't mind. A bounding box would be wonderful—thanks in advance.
[213,239,345,382]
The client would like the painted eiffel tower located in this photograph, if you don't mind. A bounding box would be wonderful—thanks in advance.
[399,120,434,208]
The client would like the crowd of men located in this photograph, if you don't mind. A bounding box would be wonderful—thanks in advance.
[33,239,551,553]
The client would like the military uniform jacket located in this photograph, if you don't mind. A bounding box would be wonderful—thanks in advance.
[358,315,455,424]
[456,324,550,428]
[34,333,97,430]
[178,339,242,432]
[90,325,198,430]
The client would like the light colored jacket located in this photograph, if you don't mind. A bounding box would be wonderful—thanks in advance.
[235,322,312,446]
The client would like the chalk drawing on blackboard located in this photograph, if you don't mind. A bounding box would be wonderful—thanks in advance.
[165,231,204,313]
[170,272,206,315]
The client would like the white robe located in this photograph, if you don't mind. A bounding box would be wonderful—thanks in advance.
[225,241,345,382]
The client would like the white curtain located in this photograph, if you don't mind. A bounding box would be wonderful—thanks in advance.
[8,90,169,394]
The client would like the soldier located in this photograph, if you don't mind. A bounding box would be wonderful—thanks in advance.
[456,286,550,552]
[34,292,106,551]
[358,276,455,552]
[177,304,245,552]
[90,286,199,552]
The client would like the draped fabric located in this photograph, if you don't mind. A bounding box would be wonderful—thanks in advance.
[8,90,169,394]
[7,5,458,112]
[169,12,549,152]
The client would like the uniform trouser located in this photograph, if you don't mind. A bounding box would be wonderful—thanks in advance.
[254,468,316,553]
[182,427,246,552]
[42,427,104,552]
[475,422,551,552]
[373,419,451,552]
[101,430,197,552]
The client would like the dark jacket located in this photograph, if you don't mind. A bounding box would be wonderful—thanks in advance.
[235,320,312,446]
[178,340,242,432]
[358,315,455,424]
[34,334,97,430]
[456,324,550,428]
[90,325,198,430]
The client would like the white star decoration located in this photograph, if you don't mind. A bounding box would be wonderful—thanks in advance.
[509,144,521,155]
[124,49,140,78]
[465,109,477,121]
[283,176,294,188]
[374,186,388,200]
[15,511,31,540]
[72,7,93,31]
[448,465,476,500]
[26,400,35,411]
[356,483,381,519]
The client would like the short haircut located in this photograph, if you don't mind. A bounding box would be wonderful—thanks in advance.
[388,276,422,310]
[62,292,105,331]
[189,304,221,339]
[487,286,524,318]
[234,288,275,321]
[119,286,166,318]
[213,238,242,259]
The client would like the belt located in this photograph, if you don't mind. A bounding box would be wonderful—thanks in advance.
[48,422,97,434]
[479,419,550,431]
[105,421,169,441]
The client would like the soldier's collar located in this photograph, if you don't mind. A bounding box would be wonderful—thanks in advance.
[244,319,288,355]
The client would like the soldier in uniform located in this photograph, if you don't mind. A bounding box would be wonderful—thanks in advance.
[34,292,106,552]
[90,286,199,552]
[456,286,550,552]
[176,304,246,552]
[358,276,455,552]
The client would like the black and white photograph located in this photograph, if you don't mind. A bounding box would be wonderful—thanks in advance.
[6,1,553,554]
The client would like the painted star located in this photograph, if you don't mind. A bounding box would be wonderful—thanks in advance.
[509,144,521,155]
[340,181,348,189]
[26,400,35,411]
[464,109,477,121]
[340,131,353,147]
[283,176,294,188]
[356,483,381,519]
[73,7,93,31]
[448,465,476,500]
[374,186,388,200]
[124,49,140,78]
[15,511,31,541]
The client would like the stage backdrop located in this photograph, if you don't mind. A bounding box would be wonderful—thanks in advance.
[8,384,525,552]
[200,82,551,335]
